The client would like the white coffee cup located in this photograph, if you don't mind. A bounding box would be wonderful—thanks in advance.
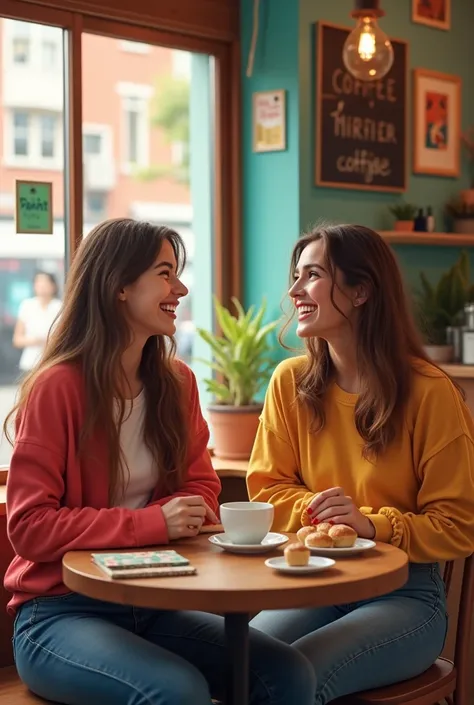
[219,501,274,545]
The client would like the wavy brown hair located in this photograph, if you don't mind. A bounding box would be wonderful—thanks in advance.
[4,218,188,502]
[284,224,462,459]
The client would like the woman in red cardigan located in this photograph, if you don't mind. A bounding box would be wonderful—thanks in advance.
[4,218,315,705]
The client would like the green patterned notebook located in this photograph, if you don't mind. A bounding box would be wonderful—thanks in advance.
[91,551,196,579]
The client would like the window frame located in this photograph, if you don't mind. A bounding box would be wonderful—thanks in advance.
[1,0,242,308]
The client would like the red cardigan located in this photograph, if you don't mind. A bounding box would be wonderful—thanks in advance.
[4,360,221,614]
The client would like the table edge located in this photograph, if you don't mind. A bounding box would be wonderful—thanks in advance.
[62,545,409,613]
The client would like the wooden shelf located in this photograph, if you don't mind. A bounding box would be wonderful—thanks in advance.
[379,231,474,246]
[442,364,474,379]
[211,456,248,479]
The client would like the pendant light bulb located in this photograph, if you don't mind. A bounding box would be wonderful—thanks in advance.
[343,15,394,82]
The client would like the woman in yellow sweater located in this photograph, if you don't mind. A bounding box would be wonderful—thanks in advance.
[248,224,474,703]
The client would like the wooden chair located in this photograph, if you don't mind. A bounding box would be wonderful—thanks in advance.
[0,666,52,703]
[333,556,474,705]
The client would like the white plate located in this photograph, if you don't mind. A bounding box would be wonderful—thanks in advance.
[307,538,376,557]
[209,532,288,554]
[265,556,335,575]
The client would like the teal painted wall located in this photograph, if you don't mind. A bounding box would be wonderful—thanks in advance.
[241,0,300,324]
[242,0,474,316]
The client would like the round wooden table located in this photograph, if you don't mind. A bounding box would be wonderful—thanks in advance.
[63,534,408,705]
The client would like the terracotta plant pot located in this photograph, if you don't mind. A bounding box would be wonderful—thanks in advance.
[461,189,474,206]
[424,345,454,364]
[453,218,474,235]
[208,404,263,460]
[394,220,414,232]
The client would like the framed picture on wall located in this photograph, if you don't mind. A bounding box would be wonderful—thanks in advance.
[412,0,451,31]
[413,68,461,177]
[252,90,287,153]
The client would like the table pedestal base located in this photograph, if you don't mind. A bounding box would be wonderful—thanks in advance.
[225,612,250,705]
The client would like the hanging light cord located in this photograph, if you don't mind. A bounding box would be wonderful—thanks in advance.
[246,0,260,78]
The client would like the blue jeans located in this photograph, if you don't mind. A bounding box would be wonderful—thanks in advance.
[13,592,315,705]
[250,563,448,705]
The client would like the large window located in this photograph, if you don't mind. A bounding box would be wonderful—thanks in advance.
[0,18,66,466]
[0,5,240,465]
[81,33,215,372]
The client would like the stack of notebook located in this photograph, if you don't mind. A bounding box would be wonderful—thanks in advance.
[91,550,197,579]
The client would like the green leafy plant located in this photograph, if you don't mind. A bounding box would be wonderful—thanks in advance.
[196,297,279,406]
[388,202,418,220]
[416,251,474,345]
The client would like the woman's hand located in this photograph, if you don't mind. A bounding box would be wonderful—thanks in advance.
[307,487,375,539]
[162,496,219,540]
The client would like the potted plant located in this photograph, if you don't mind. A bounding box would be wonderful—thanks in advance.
[445,198,474,235]
[415,254,471,363]
[197,297,279,460]
[388,202,418,232]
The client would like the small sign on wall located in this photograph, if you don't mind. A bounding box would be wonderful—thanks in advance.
[15,180,53,234]
[253,90,286,153]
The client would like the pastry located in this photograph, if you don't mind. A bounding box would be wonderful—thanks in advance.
[284,542,310,566]
[315,522,333,535]
[328,524,357,548]
[305,532,334,549]
[300,494,321,527]
[296,526,318,543]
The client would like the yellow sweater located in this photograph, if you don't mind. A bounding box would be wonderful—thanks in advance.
[247,356,474,562]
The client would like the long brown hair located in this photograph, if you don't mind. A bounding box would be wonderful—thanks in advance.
[5,218,188,502]
[285,224,461,459]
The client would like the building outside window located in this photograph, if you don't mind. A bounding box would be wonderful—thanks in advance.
[12,37,29,63]
[116,83,152,173]
[40,114,56,158]
[84,192,107,221]
[83,133,102,155]
[42,40,57,69]
[13,111,29,156]
[126,98,140,164]
[11,20,30,64]
[7,110,62,166]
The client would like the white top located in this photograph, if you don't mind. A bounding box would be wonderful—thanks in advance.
[116,390,158,509]
[18,297,62,371]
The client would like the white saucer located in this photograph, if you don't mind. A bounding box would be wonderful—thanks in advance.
[307,538,376,557]
[265,556,335,575]
[209,532,288,554]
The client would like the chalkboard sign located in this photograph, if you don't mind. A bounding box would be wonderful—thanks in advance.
[315,21,407,193]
